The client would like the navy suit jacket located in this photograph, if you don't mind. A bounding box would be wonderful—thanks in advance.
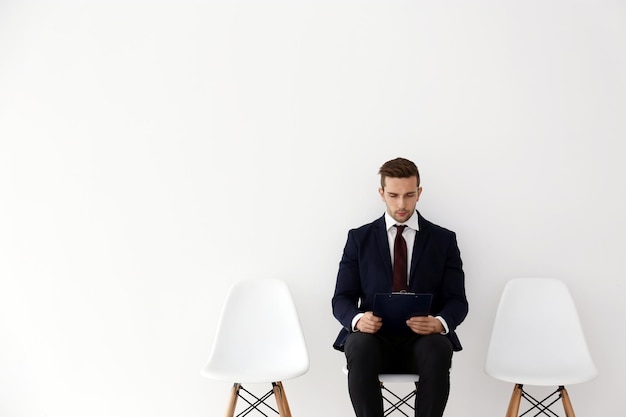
[332,212,468,352]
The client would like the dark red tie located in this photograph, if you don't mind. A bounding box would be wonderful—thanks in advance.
[393,225,408,292]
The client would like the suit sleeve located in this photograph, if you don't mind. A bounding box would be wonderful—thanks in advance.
[332,230,363,331]
[437,232,468,333]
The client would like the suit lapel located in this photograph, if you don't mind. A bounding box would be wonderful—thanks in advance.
[374,216,393,279]
[410,213,430,284]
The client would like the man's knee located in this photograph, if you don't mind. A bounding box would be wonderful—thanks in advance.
[345,332,381,355]
[344,332,384,369]
[416,334,453,370]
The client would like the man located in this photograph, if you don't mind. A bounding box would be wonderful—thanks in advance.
[332,157,468,417]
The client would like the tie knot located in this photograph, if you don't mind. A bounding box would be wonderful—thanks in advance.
[394,224,407,233]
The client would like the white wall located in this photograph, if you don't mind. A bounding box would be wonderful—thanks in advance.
[1,1,624,416]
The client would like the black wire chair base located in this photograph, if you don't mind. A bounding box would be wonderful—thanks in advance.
[381,383,417,417]
[225,382,290,417]
[509,384,577,417]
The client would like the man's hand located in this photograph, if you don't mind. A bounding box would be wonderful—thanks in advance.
[406,315,444,335]
[355,311,383,334]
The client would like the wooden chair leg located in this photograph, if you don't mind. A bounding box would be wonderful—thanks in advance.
[278,383,293,417]
[273,381,292,417]
[272,381,291,417]
[561,386,576,417]
[505,384,523,417]
[224,383,241,417]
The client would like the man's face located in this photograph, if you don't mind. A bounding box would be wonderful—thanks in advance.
[378,176,422,223]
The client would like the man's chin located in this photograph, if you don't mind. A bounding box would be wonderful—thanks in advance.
[393,213,410,223]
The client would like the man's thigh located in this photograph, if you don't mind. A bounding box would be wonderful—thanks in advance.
[344,332,394,371]
[398,334,453,373]
[345,332,453,372]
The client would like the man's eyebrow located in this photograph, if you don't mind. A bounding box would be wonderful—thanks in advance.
[388,191,416,196]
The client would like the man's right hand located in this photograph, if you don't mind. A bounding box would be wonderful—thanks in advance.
[355,311,382,334]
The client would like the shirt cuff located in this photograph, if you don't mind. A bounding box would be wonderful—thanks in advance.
[351,313,365,331]
[435,316,449,335]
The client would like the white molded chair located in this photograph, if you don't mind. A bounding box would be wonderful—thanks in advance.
[342,365,420,417]
[485,278,598,417]
[202,278,309,417]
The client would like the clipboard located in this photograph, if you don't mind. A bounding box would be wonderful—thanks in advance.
[373,292,433,333]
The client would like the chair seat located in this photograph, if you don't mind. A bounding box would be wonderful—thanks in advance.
[378,373,420,383]
[342,365,419,383]
[202,366,309,385]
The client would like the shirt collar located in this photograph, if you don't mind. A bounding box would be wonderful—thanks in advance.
[384,210,419,232]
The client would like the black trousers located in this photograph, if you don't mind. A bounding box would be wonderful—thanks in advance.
[344,331,453,417]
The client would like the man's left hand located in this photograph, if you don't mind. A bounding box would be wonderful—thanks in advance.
[406,315,444,335]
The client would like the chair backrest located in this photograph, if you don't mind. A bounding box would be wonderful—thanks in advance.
[485,278,598,386]
[201,278,309,384]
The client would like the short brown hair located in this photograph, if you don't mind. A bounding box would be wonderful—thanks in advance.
[378,157,420,189]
